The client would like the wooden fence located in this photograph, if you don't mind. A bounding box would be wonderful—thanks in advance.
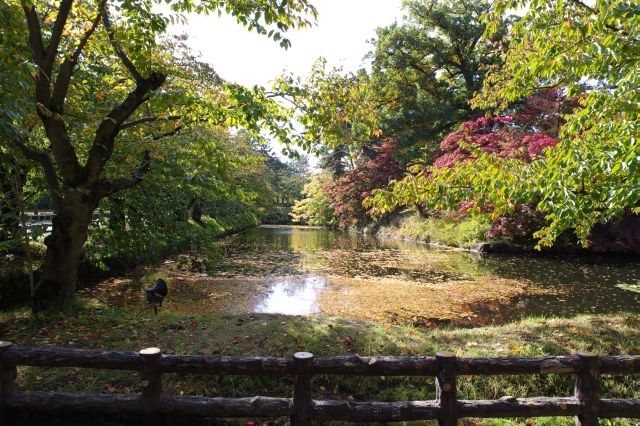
[0,341,639,425]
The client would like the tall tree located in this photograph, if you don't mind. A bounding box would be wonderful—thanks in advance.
[3,0,317,310]
[473,0,639,247]
[366,0,513,161]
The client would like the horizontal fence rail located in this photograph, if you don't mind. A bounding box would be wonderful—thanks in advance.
[0,342,639,425]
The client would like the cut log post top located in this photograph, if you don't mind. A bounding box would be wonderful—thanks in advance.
[140,347,162,361]
[292,352,314,426]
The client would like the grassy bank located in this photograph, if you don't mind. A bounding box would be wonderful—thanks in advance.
[377,213,491,249]
[0,212,258,308]
[1,300,639,425]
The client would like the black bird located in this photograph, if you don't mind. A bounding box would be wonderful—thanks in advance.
[145,279,168,314]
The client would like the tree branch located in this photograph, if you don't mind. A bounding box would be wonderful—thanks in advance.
[51,7,103,110]
[97,150,151,196]
[84,72,166,183]
[121,115,182,130]
[22,1,83,182]
[10,137,62,209]
[152,124,184,141]
[22,3,50,104]
[101,5,143,81]
[36,103,83,182]
[41,0,73,75]
[569,0,630,36]
[21,4,45,63]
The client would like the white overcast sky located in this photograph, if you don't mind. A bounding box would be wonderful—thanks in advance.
[170,0,405,87]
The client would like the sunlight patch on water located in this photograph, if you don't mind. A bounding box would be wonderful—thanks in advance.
[254,275,326,315]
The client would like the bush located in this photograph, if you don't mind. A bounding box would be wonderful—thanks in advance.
[378,213,491,248]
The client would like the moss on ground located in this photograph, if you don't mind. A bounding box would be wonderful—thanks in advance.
[1,300,639,425]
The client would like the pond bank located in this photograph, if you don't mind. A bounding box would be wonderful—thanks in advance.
[374,212,640,257]
[0,215,259,309]
[1,299,638,425]
[82,225,640,327]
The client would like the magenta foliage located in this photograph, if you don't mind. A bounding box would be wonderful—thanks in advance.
[486,204,547,239]
[432,89,574,240]
[434,89,573,169]
[434,117,559,169]
[328,138,403,228]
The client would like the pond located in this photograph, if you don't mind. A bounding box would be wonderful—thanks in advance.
[91,225,640,326]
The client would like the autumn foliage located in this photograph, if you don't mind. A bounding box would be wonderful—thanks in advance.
[429,90,574,240]
[435,89,571,168]
[328,139,402,228]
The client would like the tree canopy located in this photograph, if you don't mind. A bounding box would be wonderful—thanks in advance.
[1,0,317,309]
[288,0,638,253]
[368,0,639,248]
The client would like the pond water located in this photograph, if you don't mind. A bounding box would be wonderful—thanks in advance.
[92,225,640,326]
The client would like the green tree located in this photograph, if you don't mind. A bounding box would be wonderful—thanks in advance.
[289,173,336,226]
[474,0,639,246]
[369,0,639,249]
[365,0,513,161]
[3,0,316,310]
[258,150,309,223]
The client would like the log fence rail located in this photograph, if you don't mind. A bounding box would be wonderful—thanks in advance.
[0,341,639,425]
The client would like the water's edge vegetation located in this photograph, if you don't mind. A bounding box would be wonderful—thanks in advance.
[0,214,259,309]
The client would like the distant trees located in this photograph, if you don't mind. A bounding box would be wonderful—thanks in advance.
[290,173,336,227]
[257,152,310,224]
[365,0,513,161]
[328,139,402,228]
[284,0,513,229]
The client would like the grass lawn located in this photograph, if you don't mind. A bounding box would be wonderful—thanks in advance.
[1,299,639,425]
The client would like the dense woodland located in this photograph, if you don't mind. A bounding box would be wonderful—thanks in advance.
[0,0,638,310]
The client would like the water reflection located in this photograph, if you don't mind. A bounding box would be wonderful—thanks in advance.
[218,226,640,323]
[254,275,325,315]
[90,225,640,325]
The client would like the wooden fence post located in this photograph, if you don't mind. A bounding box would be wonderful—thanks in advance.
[436,351,458,426]
[140,347,163,426]
[574,351,599,426]
[0,342,16,426]
[291,352,313,426]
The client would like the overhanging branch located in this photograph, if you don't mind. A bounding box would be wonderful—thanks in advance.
[102,5,143,81]
[121,115,182,130]
[51,7,104,109]
[84,72,166,183]
[98,150,151,196]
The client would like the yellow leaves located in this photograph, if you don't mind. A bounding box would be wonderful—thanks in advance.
[510,345,525,354]
[42,12,56,25]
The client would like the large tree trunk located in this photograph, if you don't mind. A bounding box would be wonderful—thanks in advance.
[33,196,95,311]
